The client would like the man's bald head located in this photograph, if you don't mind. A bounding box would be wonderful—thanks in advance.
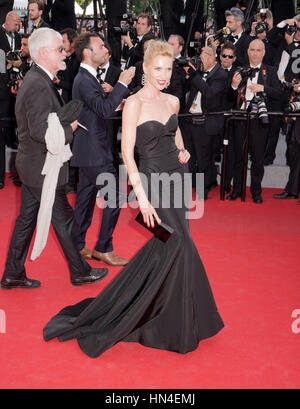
[5,11,21,32]
[200,46,216,71]
[248,39,265,67]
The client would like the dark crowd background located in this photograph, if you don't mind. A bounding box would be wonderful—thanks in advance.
[0,0,300,203]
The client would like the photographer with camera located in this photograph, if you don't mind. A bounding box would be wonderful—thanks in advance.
[9,34,33,97]
[0,10,21,190]
[273,82,300,204]
[183,46,227,200]
[226,39,281,203]
[122,13,152,68]
[248,9,283,167]
[249,9,277,66]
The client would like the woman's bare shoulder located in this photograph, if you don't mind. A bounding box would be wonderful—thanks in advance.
[124,93,141,109]
[165,93,180,112]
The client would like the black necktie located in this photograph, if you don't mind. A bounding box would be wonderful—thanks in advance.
[96,67,105,81]
[202,71,209,78]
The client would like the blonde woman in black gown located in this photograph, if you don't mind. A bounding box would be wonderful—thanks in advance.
[44,40,224,358]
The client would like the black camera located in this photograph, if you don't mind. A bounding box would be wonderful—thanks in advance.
[175,55,202,71]
[6,50,21,62]
[286,23,298,36]
[235,66,258,80]
[114,25,136,36]
[255,21,268,35]
[285,100,300,113]
[212,27,231,43]
[249,93,269,125]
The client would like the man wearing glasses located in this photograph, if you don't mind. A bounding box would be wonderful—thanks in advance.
[1,28,109,289]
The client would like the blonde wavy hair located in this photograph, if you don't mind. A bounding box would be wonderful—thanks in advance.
[143,39,173,67]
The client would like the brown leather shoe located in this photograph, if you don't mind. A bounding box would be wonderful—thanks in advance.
[79,246,93,260]
[92,250,129,266]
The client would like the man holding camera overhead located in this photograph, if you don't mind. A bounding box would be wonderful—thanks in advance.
[122,13,152,68]
[226,39,281,204]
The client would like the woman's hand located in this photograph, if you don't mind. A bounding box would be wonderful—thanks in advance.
[178,148,190,164]
[138,196,161,228]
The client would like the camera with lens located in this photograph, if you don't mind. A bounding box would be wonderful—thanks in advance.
[6,50,24,89]
[212,27,231,43]
[114,13,137,37]
[284,100,300,113]
[175,55,202,71]
[235,66,257,80]
[286,23,298,36]
[114,25,136,36]
[255,21,268,35]
[282,80,298,92]
[6,50,22,64]
[249,92,269,125]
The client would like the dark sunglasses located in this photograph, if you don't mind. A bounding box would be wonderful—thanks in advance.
[221,54,234,59]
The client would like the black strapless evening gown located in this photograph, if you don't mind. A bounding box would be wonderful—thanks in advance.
[43,114,224,358]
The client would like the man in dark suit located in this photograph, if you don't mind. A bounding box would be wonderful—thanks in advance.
[28,0,50,33]
[165,34,187,111]
[0,0,13,25]
[71,33,134,266]
[1,28,108,289]
[0,11,21,190]
[55,28,80,194]
[225,7,251,67]
[98,44,122,172]
[184,46,227,199]
[219,41,237,193]
[122,13,152,68]
[226,39,282,203]
[43,0,76,32]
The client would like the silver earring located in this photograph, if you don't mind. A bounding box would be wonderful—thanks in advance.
[164,80,170,89]
[141,73,147,86]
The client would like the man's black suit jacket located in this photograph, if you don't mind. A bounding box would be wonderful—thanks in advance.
[0,25,21,119]
[58,52,80,103]
[103,61,121,87]
[15,64,73,188]
[71,67,129,168]
[230,32,251,68]
[185,63,228,135]
[0,0,13,25]
[227,64,282,111]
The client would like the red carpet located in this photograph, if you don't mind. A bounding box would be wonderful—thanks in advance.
[0,179,299,389]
